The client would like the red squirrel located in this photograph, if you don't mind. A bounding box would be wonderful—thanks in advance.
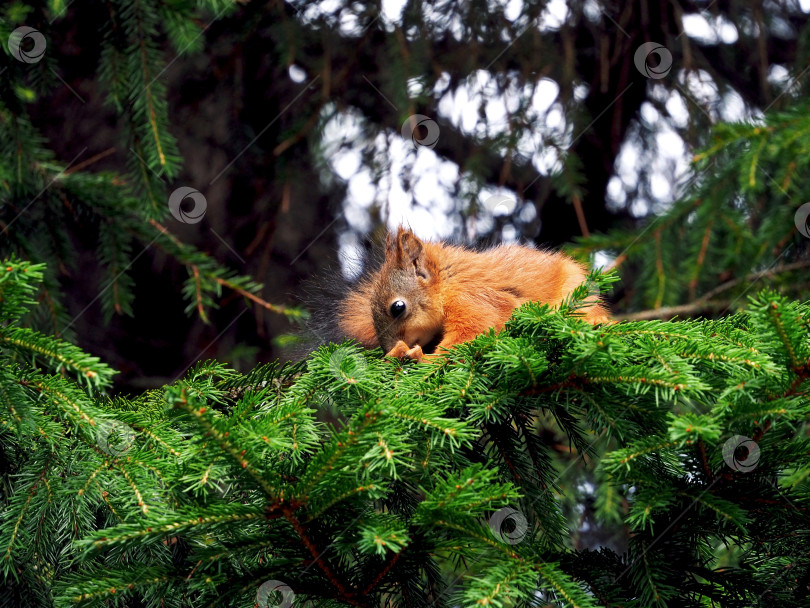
[338,227,609,361]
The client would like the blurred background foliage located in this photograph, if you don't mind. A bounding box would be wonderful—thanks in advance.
[1,0,809,395]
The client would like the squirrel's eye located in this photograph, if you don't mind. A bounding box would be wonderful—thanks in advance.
[390,300,407,318]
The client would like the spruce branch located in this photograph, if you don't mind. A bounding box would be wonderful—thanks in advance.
[1,260,809,606]
[616,260,810,321]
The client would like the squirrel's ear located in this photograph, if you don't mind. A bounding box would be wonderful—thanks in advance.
[398,230,423,264]
[398,230,433,280]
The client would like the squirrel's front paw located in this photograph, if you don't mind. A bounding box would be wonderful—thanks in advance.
[385,341,424,362]
[385,340,412,359]
[404,344,424,362]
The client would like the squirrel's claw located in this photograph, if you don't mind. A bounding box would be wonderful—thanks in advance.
[385,340,424,362]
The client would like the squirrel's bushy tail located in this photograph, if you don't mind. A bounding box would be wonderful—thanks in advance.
[292,240,385,359]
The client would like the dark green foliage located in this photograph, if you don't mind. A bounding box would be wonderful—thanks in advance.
[2,2,810,606]
[0,0,304,340]
[1,262,808,607]
[572,105,810,314]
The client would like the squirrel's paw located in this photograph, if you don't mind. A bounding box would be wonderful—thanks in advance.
[385,340,411,358]
[404,344,424,362]
[385,341,424,362]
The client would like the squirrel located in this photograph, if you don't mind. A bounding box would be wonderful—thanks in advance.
[336,227,609,362]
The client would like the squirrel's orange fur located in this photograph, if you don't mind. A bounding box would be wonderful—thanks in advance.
[338,227,609,361]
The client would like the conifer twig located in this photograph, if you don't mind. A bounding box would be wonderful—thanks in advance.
[572,194,590,237]
[282,506,364,607]
[62,147,116,175]
[616,260,810,320]
[213,276,293,316]
[615,300,732,321]
[361,549,403,596]
[147,219,301,317]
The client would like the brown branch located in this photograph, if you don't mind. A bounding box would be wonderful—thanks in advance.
[191,266,207,323]
[753,1,772,105]
[785,360,810,397]
[516,413,549,490]
[616,260,810,321]
[147,219,302,318]
[282,506,364,606]
[213,277,297,317]
[272,104,325,156]
[520,374,583,396]
[361,549,403,596]
[605,252,627,272]
[244,221,274,257]
[689,218,713,300]
[752,420,771,443]
[615,300,733,322]
[572,194,590,237]
[484,422,522,485]
[63,147,116,175]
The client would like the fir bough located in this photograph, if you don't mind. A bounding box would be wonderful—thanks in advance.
[0,262,808,606]
[572,103,810,315]
[0,0,302,339]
